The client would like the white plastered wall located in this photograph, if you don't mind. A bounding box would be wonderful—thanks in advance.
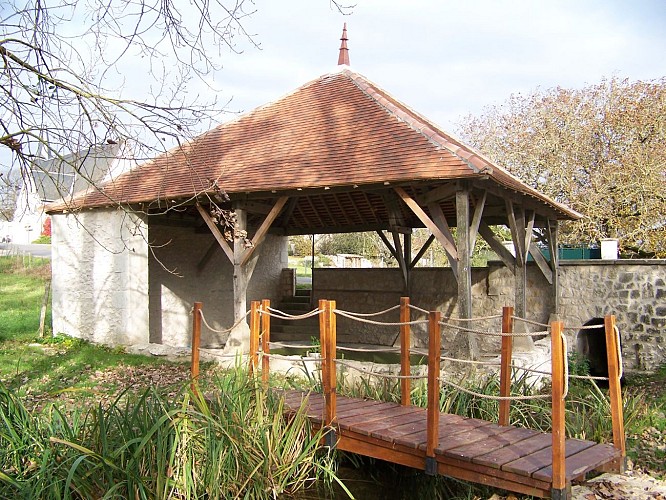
[51,209,149,344]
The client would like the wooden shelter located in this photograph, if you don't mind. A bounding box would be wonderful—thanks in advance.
[53,27,580,357]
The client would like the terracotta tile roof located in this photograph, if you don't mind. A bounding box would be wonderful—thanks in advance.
[52,68,580,220]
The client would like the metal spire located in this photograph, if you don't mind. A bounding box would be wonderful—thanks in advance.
[337,23,350,66]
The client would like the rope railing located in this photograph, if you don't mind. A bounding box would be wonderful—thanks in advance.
[191,298,626,477]
[198,308,251,334]
[263,307,323,320]
[333,308,428,326]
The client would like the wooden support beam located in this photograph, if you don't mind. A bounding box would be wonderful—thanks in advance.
[400,297,411,407]
[524,210,535,265]
[376,230,399,262]
[469,190,487,257]
[528,241,553,284]
[241,196,288,266]
[547,220,561,314]
[426,202,458,261]
[499,306,514,426]
[605,314,626,470]
[420,183,457,205]
[478,221,516,271]
[505,200,524,267]
[394,187,459,261]
[196,202,234,264]
[391,231,409,292]
[410,234,435,269]
[457,188,477,359]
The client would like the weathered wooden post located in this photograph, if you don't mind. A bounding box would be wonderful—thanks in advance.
[426,310,441,475]
[550,320,567,499]
[249,300,260,375]
[400,296,411,406]
[261,299,271,387]
[325,300,337,428]
[499,306,514,426]
[191,302,202,395]
[604,314,626,471]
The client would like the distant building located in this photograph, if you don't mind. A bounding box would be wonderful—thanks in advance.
[2,142,132,244]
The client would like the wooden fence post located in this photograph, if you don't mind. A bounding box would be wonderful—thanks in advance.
[400,296,411,406]
[551,320,567,498]
[426,310,441,475]
[605,314,626,471]
[499,306,514,426]
[191,302,202,394]
[325,300,337,428]
[261,299,271,387]
[319,299,329,424]
[249,301,260,375]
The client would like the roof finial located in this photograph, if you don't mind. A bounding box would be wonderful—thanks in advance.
[337,23,350,66]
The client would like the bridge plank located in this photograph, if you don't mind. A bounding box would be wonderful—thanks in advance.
[502,439,594,477]
[472,433,552,469]
[532,443,621,482]
[444,426,540,462]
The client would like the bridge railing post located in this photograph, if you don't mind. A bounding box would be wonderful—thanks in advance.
[191,301,202,396]
[550,320,567,496]
[325,300,337,428]
[249,300,260,376]
[604,314,626,471]
[261,299,271,387]
[499,306,514,426]
[400,296,411,406]
[426,310,441,475]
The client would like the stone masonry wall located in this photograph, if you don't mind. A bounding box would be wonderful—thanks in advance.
[148,223,288,347]
[312,260,666,371]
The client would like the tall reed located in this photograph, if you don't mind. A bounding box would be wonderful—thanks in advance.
[0,367,338,499]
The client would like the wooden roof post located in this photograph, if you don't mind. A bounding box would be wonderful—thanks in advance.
[547,220,561,315]
[456,185,478,359]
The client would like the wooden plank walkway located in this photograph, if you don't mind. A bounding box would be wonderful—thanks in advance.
[280,390,622,498]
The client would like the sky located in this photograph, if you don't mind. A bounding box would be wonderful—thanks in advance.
[205,0,666,131]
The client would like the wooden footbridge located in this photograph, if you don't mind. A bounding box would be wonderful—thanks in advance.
[191,298,626,499]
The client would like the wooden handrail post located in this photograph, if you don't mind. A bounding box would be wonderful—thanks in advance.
[400,296,411,406]
[499,306,514,426]
[249,301,260,376]
[261,299,271,387]
[551,321,567,496]
[426,310,441,475]
[319,299,329,399]
[604,314,626,471]
[325,300,337,428]
[191,302,202,395]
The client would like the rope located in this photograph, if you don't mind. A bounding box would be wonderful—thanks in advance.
[408,304,430,315]
[333,304,401,317]
[439,320,545,337]
[263,353,324,363]
[198,348,247,359]
[333,309,428,326]
[264,307,323,320]
[563,323,607,331]
[268,341,313,350]
[439,355,502,367]
[439,378,551,401]
[561,333,569,399]
[447,314,503,322]
[333,359,427,380]
[198,309,250,334]
[511,316,550,328]
[337,345,401,354]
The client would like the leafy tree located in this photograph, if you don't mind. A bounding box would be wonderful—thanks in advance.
[1,0,350,213]
[289,235,314,257]
[457,77,666,257]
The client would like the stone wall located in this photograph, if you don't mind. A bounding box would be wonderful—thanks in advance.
[52,212,287,349]
[311,260,666,371]
[148,224,288,347]
[52,210,150,345]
